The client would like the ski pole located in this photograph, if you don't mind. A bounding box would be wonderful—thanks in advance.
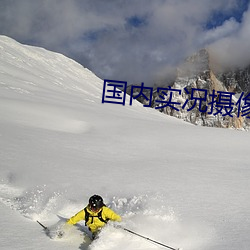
[37,220,48,231]
[122,227,180,250]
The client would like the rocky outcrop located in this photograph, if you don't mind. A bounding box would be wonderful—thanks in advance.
[217,66,250,94]
[149,49,250,130]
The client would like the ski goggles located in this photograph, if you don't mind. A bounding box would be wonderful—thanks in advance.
[89,205,101,212]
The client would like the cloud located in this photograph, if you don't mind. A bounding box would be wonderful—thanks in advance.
[0,0,249,85]
[200,18,240,45]
[208,4,250,69]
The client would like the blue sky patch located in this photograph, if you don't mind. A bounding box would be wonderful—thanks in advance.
[206,0,249,29]
[126,15,147,28]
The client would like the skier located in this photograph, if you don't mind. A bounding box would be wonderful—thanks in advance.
[66,194,121,239]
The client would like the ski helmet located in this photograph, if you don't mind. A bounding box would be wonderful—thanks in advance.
[89,195,104,210]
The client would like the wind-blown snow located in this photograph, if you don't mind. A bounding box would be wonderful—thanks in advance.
[0,36,249,250]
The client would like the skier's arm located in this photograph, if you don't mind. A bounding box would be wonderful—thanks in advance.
[67,209,85,225]
[104,207,122,222]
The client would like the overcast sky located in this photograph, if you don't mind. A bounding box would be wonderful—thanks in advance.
[0,0,249,86]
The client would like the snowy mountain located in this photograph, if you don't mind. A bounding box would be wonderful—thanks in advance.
[0,36,250,250]
[167,49,249,129]
[138,49,250,130]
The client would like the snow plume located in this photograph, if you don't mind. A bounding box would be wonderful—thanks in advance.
[0,0,249,85]
[0,181,214,250]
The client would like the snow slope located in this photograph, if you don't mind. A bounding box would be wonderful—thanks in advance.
[0,35,250,250]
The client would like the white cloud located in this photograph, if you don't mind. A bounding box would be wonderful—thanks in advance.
[209,5,250,69]
[201,18,240,45]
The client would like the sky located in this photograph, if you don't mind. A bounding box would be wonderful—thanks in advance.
[0,0,249,86]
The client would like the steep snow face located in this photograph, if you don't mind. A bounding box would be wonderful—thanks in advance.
[0,36,250,250]
[0,35,102,133]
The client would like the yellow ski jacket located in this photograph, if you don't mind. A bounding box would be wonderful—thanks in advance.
[67,206,121,233]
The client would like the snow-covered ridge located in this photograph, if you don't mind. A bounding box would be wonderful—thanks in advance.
[0,35,104,134]
[0,35,102,96]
